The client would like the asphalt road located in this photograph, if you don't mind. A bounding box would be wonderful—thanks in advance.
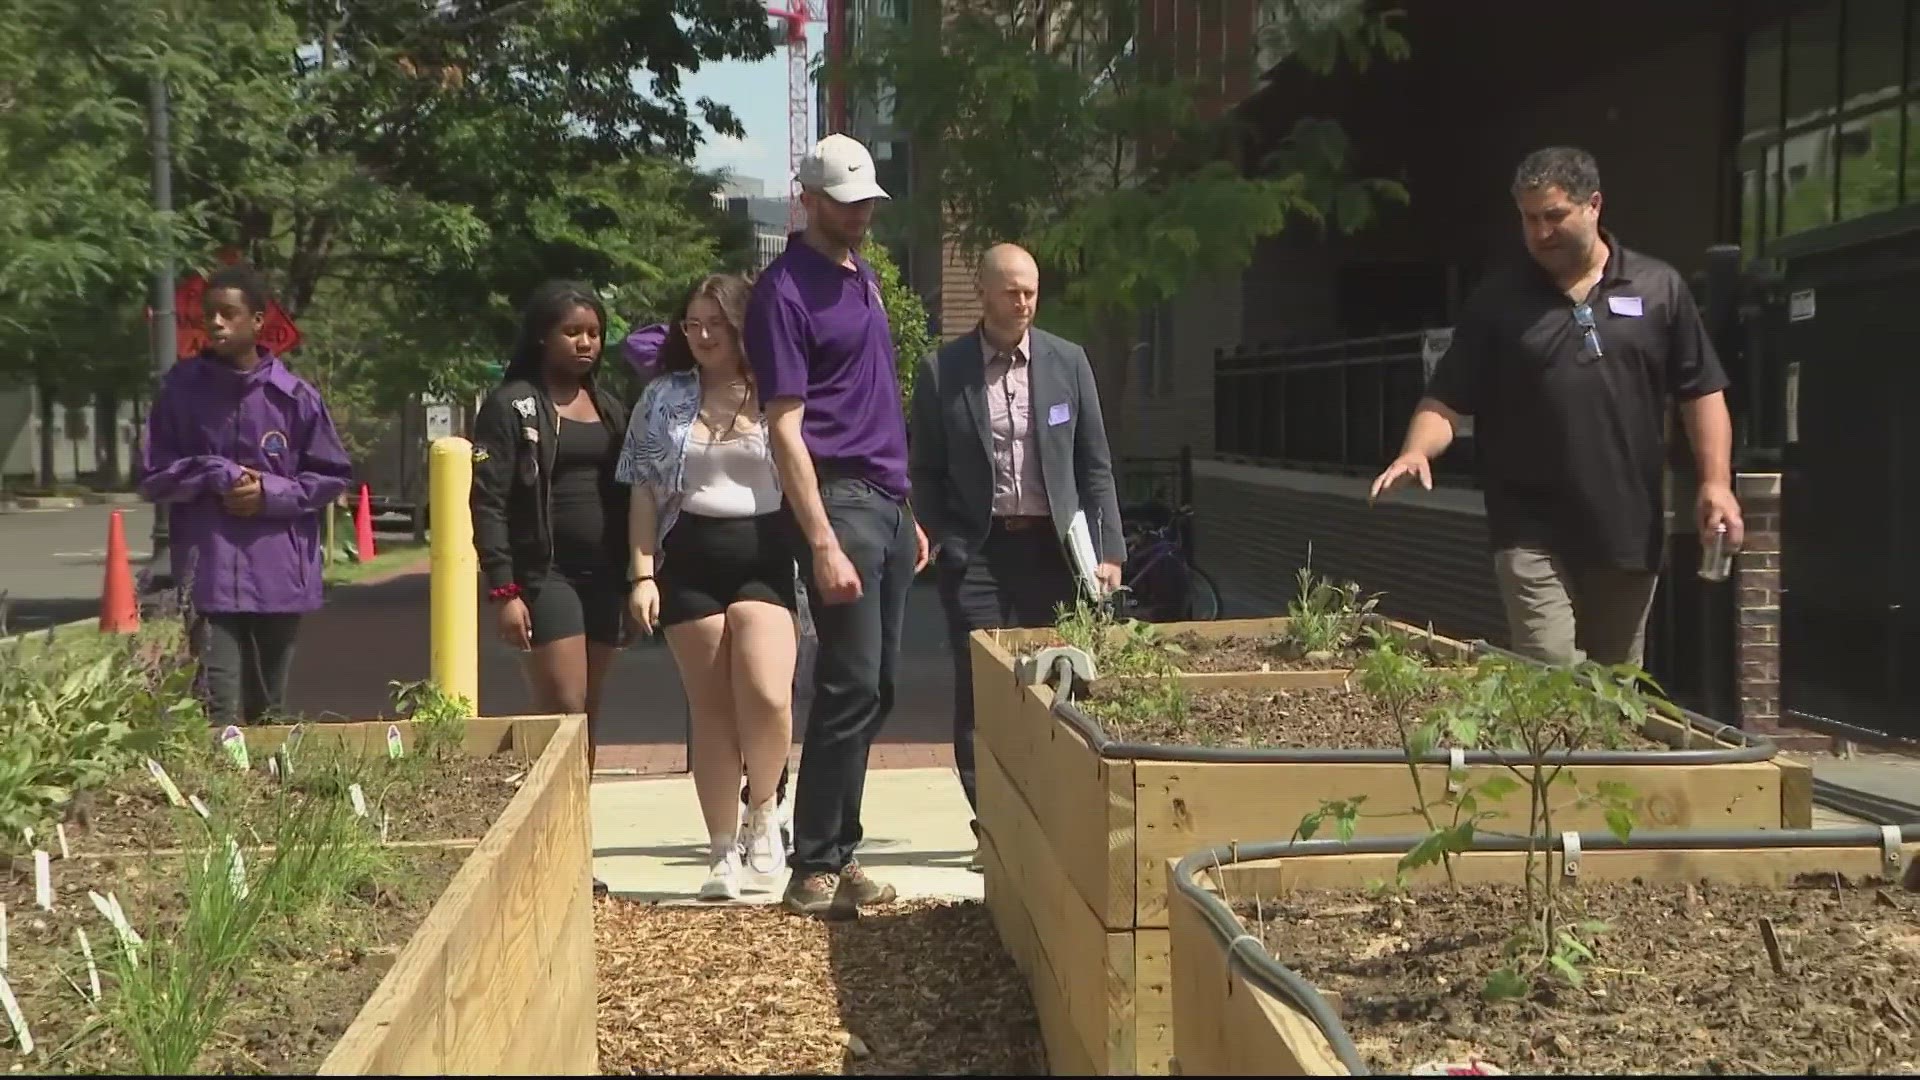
[0,503,155,632]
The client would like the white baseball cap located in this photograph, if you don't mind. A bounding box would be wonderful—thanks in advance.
[797,133,890,204]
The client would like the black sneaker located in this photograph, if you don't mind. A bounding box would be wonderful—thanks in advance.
[593,877,609,897]
[783,870,839,917]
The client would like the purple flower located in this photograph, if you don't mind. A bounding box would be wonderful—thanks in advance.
[623,323,669,378]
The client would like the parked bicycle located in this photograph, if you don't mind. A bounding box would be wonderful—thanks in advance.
[1113,504,1221,623]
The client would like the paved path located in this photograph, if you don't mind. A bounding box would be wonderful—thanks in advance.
[284,570,991,773]
[0,503,154,632]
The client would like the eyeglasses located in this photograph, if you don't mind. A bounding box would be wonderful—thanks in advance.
[1571,303,1604,360]
[680,318,729,338]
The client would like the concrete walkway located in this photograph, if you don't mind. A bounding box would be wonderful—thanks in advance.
[591,767,983,906]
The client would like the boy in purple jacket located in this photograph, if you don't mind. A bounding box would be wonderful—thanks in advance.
[137,264,354,725]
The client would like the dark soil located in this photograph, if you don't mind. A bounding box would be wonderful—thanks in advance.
[1,842,469,1074]
[1079,683,1667,752]
[1241,876,1920,1074]
[1017,629,1454,675]
[61,748,525,856]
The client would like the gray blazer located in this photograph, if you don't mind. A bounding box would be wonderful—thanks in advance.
[909,325,1126,569]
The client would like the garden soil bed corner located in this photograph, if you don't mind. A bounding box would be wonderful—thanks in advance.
[1169,833,1920,1076]
[966,624,1814,1077]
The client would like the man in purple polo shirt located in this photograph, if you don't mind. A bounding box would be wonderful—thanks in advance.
[138,263,354,726]
[746,133,930,919]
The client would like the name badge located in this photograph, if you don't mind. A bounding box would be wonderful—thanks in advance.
[1607,295,1643,317]
[1047,403,1071,426]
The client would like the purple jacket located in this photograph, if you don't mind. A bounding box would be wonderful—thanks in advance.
[137,350,354,615]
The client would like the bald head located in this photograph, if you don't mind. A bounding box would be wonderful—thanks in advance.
[976,243,1039,346]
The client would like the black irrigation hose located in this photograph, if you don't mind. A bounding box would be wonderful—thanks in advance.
[1811,778,1920,827]
[1170,824,1920,1077]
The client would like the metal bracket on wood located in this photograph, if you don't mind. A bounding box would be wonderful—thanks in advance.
[1560,831,1582,879]
[1446,748,1466,793]
[1881,825,1905,877]
[1014,645,1098,689]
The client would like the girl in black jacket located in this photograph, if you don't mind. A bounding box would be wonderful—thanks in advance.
[470,281,630,792]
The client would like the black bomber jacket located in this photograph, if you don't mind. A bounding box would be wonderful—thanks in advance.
[469,376,631,595]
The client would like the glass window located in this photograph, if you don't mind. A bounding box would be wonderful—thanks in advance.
[1845,0,1906,105]
[1739,142,1768,255]
[1746,24,1784,137]
[1787,1,1842,126]
[1767,144,1787,238]
[1780,126,1839,235]
[1838,106,1903,219]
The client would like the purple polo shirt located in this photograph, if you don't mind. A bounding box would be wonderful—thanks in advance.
[745,233,910,500]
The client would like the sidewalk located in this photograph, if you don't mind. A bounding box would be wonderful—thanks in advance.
[592,767,982,905]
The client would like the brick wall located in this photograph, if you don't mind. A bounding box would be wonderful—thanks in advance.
[1733,473,1827,749]
[938,235,982,343]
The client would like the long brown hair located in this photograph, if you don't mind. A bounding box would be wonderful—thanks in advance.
[658,273,753,385]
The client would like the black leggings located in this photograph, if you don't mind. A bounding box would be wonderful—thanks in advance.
[194,613,303,726]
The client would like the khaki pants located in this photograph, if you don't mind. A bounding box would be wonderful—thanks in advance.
[1491,546,1659,668]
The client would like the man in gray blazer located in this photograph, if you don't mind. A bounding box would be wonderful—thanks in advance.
[909,242,1126,841]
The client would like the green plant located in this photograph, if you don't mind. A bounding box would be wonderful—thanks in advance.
[1283,548,1379,655]
[1294,651,1664,1001]
[388,679,471,763]
[1050,596,1185,679]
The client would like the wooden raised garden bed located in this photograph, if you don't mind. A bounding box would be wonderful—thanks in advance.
[1167,826,1920,1075]
[1,713,593,1075]
[971,617,1813,1076]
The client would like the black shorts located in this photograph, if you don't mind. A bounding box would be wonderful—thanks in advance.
[524,569,626,647]
[658,510,798,628]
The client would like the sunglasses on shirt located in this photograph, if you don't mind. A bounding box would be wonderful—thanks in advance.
[1571,302,1604,360]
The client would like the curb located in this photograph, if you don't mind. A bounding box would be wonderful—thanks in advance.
[80,492,143,506]
[10,496,84,510]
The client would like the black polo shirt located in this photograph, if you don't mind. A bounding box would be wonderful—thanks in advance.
[1425,230,1729,573]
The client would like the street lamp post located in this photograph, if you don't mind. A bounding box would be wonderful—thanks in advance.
[146,74,176,593]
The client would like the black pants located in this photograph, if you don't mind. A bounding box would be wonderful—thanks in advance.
[937,528,1080,815]
[786,478,919,875]
[194,613,303,726]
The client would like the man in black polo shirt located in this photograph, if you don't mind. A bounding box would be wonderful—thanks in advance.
[1371,146,1744,668]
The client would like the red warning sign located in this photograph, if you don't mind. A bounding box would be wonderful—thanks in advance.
[172,273,302,360]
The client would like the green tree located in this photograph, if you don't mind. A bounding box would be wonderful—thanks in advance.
[865,241,933,415]
[835,0,1409,445]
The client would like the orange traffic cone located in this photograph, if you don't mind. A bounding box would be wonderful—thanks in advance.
[355,484,377,563]
[100,509,139,634]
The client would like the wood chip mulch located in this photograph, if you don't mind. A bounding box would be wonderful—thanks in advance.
[596,896,1047,1075]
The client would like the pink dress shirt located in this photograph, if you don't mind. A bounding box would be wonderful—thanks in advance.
[983,329,1050,518]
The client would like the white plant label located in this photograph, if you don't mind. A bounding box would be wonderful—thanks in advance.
[54,824,69,861]
[188,795,211,821]
[228,837,248,898]
[286,723,305,758]
[0,972,31,1055]
[349,783,368,818]
[91,892,142,955]
[219,725,250,771]
[1,904,9,971]
[76,928,100,1002]
[387,724,404,759]
[20,829,31,850]
[145,758,187,807]
[379,812,390,845]
[33,852,51,911]
[266,754,280,781]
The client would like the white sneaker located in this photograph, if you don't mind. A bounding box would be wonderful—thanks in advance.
[742,798,787,880]
[698,846,743,901]
[778,794,795,858]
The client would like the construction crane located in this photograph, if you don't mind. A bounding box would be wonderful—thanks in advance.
[765,0,844,231]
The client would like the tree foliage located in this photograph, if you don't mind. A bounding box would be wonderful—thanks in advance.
[0,0,774,422]
[833,0,1411,437]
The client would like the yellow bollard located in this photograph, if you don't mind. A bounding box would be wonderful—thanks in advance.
[429,436,479,712]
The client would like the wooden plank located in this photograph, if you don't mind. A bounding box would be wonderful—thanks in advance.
[1134,759,1786,928]
[980,743,1135,1073]
[976,675,1135,929]
[319,716,592,1075]
[1168,878,1343,1076]
[1135,929,1173,1075]
[991,617,1474,668]
[241,715,528,758]
[1775,755,1814,829]
[981,824,1098,1077]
